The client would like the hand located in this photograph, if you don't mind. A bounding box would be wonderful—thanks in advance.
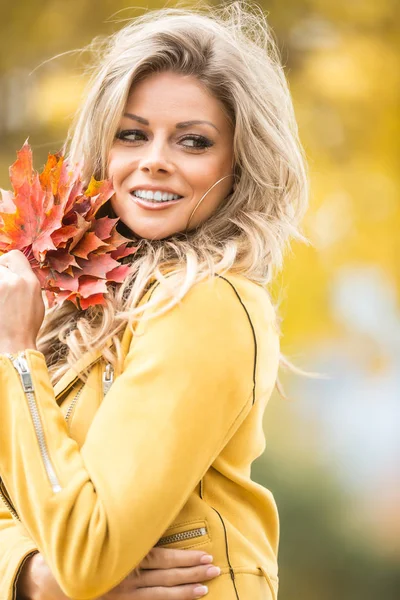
[0,250,45,354]
[17,548,219,600]
[16,552,68,600]
[101,546,218,599]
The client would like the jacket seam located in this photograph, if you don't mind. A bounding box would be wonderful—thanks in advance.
[215,567,278,580]
[211,506,240,599]
[216,275,257,405]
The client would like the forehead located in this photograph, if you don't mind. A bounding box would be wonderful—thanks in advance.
[124,71,230,128]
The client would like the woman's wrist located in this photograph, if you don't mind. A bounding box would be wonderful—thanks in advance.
[16,552,40,600]
[0,339,37,355]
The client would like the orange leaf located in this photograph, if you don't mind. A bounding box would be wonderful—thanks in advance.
[76,254,120,279]
[51,223,82,247]
[92,216,119,240]
[106,264,134,283]
[78,276,109,298]
[84,176,103,197]
[0,143,69,261]
[73,231,108,259]
[110,243,138,260]
[68,213,91,251]
[48,271,80,293]
[84,177,114,219]
[46,250,81,273]
[79,294,108,310]
[9,139,34,190]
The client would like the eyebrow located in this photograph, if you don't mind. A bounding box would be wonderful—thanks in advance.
[123,113,220,133]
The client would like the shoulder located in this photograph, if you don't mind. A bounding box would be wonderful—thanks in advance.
[138,272,278,358]
[214,273,277,323]
[148,272,276,326]
[125,273,279,399]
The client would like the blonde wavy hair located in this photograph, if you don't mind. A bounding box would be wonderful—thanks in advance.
[37,1,314,397]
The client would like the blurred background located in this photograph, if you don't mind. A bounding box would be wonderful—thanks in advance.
[0,0,398,598]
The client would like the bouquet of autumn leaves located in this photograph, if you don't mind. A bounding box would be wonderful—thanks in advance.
[0,142,137,310]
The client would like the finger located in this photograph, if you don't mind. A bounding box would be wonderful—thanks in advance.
[0,250,34,278]
[0,264,38,294]
[116,583,209,599]
[140,548,214,570]
[0,264,18,280]
[132,565,220,588]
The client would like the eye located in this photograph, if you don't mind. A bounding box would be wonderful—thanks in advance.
[115,129,147,143]
[179,135,214,151]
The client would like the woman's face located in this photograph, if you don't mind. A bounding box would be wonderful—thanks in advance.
[108,71,234,240]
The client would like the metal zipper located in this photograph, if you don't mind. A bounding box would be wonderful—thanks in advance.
[62,361,114,429]
[55,355,103,401]
[103,362,114,395]
[7,352,62,494]
[0,478,19,520]
[155,526,207,546]
[64,382,84,425]
[64,361,114,426]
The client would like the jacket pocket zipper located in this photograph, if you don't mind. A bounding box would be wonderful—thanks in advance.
[156,526,208,546]
[0,478,19,520]
[7,352,62,494]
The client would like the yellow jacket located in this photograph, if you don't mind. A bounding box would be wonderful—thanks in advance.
[0,273,280,600]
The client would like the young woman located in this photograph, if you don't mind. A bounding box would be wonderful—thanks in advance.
[0,2,309,599]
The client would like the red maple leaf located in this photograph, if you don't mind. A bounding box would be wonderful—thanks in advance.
[0,142,138,309]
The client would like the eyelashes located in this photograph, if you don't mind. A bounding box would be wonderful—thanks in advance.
[115,129,214,151]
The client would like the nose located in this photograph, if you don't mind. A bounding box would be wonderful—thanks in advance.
[137,140,175,176]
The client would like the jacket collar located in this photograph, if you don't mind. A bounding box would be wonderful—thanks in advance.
[53,278,159,399]
[54,337,114,400]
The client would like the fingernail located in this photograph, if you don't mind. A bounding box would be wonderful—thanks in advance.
[206,566,221,577]
[200,554,213,564]
[194,585,208,597]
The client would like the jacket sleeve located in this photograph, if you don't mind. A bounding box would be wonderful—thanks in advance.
[0,276,271,599]
[0,504,38,600]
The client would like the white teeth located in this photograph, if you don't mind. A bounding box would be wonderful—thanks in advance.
[132,190,182,202]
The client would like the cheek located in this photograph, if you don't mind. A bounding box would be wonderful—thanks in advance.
[107,149,118,176]
[107,151,132,184]
[189,156,231,192]
[202,156,234,197]
[107,160,120,186]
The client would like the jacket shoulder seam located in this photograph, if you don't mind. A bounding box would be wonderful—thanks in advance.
[216,275,257,406]
[140,273,258,405]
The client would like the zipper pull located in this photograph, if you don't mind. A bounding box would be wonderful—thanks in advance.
[103,363,114,396]
[7,352,34,393]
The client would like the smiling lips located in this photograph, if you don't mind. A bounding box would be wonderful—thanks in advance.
[130,189,184,211]
[131,189,183,203]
